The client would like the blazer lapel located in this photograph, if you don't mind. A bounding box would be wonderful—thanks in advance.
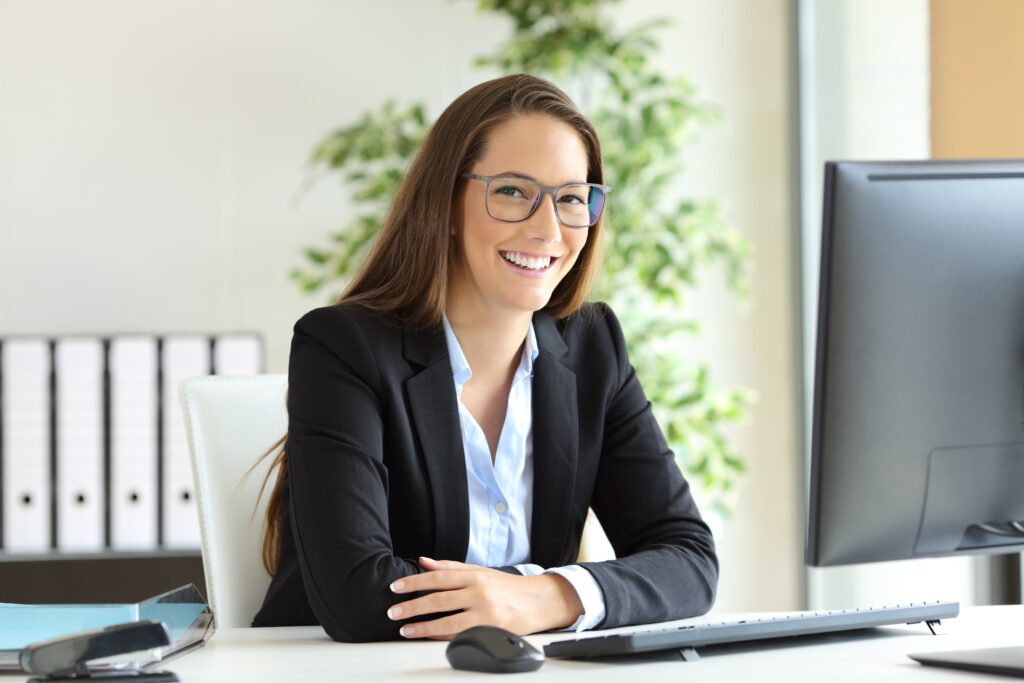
[403,325,470,563]
[529,313,580,567]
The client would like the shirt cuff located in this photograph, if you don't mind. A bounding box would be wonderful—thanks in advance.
[544,565,606,632]
[514,563,545,576]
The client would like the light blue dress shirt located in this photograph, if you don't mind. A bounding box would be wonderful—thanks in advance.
[441,315,606,632]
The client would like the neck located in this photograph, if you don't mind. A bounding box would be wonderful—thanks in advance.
[446,296,533,379]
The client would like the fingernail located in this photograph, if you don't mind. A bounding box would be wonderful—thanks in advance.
[420,556,433,562]
[400,625,415,637]
[390,581,405,592]
[386,606,404,620]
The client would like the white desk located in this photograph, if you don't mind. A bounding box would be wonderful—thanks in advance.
[34,606,1024,682]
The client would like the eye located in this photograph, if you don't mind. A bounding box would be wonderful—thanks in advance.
[494,184,528,199]
[558,192,587,205]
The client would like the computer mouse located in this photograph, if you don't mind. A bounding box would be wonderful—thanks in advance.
[445,625,545,673]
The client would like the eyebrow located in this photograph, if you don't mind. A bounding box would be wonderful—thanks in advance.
[496,170,589,185]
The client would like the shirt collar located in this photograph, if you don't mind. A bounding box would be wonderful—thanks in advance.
[441,314,539,389]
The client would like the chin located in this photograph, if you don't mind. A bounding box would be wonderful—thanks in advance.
[501,292,553,314]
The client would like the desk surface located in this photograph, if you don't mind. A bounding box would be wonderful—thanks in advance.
[51,606,1024,681]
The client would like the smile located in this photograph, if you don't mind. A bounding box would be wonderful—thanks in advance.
[499,251,557,272]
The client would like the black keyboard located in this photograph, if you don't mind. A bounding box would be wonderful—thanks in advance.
[544,601,960,659]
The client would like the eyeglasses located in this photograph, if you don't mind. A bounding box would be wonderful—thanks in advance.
[461,173,611,228]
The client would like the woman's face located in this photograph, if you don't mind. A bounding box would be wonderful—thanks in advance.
[450,114,590,318]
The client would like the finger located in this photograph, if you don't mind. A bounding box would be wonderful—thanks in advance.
[400,612,475,640]
[418,556,473,571]
[388,587,473,620]
[391,570,472,594]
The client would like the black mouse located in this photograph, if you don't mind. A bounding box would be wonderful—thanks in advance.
[445,625,545,673]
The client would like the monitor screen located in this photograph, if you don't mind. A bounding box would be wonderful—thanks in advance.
[806,160,1024,567]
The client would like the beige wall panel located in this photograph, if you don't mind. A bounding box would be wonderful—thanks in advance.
[931,0,1024,157]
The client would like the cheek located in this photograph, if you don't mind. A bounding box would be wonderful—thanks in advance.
[563,229,589,266]
[461,219,509,271]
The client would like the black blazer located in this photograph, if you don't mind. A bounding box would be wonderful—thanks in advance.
[252,302,718,642]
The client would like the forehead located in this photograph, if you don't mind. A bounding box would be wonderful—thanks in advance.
[475,114,589,183]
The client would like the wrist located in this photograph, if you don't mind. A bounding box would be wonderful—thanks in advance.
[529,573,584,631]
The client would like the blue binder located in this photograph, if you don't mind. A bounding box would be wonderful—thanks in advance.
[0,584,213,672]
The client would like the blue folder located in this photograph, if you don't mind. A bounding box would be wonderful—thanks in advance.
[0,584,214,671]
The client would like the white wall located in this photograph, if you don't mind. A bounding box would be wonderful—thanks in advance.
[0,0,506,365]
[0,0,802,613]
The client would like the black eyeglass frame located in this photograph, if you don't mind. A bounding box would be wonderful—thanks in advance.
[460,173,612,228]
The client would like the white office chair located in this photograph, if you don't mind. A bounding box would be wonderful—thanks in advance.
[180,374,288,628]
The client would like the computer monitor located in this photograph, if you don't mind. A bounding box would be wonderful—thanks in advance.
[806,159,1024,568]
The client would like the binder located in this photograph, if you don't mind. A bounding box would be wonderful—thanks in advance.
[212,334,262,376]
[160,337,208,548]
[109,337,159,550]
[1,339,52,552]
[54,338,105,552]
[0,583,213,673]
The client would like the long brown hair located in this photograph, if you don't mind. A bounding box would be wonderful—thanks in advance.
[256,74,606,575]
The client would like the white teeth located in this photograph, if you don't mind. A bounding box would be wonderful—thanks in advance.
[502,252,551,271]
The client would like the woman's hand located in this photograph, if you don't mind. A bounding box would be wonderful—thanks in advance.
[386,557,584,640]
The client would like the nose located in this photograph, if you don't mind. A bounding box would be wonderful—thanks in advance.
[524,193,562,244]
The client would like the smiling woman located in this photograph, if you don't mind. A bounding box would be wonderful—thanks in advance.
[250,74,718,643]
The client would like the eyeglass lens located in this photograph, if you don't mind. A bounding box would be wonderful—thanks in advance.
[486,176,605,227]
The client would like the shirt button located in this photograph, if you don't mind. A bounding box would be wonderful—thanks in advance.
[494,502,507,514]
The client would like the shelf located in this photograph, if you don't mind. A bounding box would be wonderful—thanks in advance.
[0,552,206,604]
[0,548,202,563]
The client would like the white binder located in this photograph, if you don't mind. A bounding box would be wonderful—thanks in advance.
[212,334,262,376]
[109,337,159,550]
[54,337,105,552]
[1,339,52,552]
[161,336,208,548]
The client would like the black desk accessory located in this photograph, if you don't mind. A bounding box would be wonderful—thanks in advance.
[20,620,178,683]
[446,626,545,674]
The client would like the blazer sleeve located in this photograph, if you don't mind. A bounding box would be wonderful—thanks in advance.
[577,304,719,628]
[285,306,419,642]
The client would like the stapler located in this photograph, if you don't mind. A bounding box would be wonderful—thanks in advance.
[19,620,178,683]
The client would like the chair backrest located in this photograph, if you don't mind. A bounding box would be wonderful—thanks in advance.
[180,374,287,628]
